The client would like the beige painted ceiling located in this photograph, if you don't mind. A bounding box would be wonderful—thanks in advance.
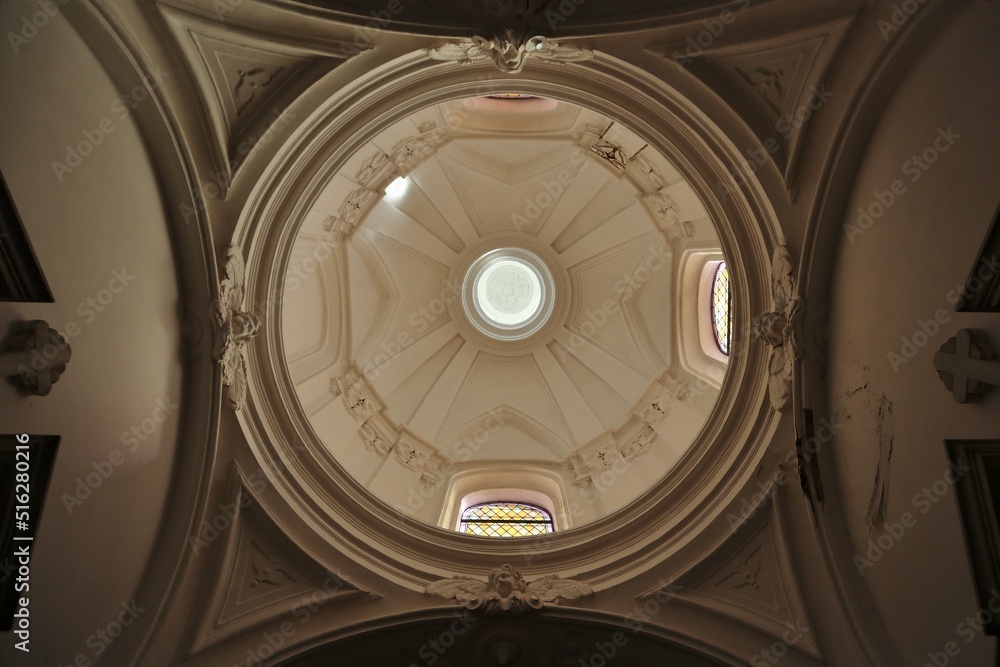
[281,96,725,527]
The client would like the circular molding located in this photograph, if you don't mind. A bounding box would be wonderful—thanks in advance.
[448,233,569,355]
[471,253,547,331]
[236,51,780,591]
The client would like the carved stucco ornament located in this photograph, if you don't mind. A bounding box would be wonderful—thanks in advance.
[426,564,593,614]
[233,67,276,114]
[934,329,999,403]
[621,425,657,461]
[0,320,71,396]
[427,31,592,74]
[330,368,380,421]
[753,245,802,411]
[213,246,261,411]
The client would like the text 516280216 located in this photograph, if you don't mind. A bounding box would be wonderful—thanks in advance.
[12,433,33,653]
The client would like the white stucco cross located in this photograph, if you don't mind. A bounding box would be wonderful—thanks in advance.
[934,329,1000,403]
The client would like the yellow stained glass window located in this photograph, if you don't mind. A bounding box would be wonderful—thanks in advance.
[460,502,554,538]
[486,93,539,100]
[712,262,732,355]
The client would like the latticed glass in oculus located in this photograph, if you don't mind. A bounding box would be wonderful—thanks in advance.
[459,502,554,537]
[712,262,732,355]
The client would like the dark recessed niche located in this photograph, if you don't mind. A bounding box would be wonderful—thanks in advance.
[948,439,1000,637]
[0,172,52,303]
[955,203,1000,312]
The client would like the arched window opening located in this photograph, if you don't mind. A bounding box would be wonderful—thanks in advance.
[486,93,540,100]
[711,262,732,355]
[459,502,554,537]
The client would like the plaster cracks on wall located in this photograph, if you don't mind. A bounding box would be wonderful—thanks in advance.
[866,394,895,532]
[832,340,871,427]
[832,347,897,534]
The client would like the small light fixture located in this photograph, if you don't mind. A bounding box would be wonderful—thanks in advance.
[385,176,407,199]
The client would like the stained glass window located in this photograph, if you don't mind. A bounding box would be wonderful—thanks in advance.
[486,93,539,100]
[459,502,554,538]
[712,262,732,355]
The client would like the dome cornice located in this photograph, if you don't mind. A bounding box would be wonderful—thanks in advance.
[234,50,779,591]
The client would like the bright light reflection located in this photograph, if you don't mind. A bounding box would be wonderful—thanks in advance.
[385,176,407,199]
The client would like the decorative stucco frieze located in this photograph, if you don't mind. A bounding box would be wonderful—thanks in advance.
[427,31,592,75]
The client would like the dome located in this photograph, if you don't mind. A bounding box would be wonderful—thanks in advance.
[5,2,996,665]
[279,96,727,531]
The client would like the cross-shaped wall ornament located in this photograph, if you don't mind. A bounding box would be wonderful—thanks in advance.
[934,329,999,403]
[0,319,71,396]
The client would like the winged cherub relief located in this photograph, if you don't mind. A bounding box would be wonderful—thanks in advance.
[426,564,593,614]
[752,245,802,411]
[428,30,592,75]
[213,246,262,411]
